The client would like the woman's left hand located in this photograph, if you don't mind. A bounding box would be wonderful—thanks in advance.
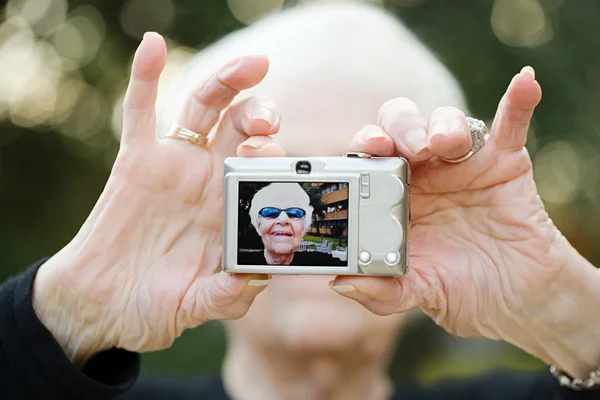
[330,67,600,378]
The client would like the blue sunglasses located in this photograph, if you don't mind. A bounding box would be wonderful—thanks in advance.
[259,207,306,219]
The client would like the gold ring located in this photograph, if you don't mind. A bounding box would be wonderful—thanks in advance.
[165,124,208,146]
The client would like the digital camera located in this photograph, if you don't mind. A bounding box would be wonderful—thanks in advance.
[222,153,410,276]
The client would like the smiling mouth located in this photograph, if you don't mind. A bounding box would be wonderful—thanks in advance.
[272,231,293,236]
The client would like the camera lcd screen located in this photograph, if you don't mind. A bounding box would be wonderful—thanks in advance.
[237,181,349,267]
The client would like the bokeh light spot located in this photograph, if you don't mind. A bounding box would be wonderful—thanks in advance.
[58,84,107,141]
[52,6,106,68]
[0,30,63,126]
[227,0,285,25]
[52,76,85,125]
[534,141,581,206]
[52,22,84,68]
[491,0,554,48]
[6,0,68,37]
[582,153,600,200]
[6,0,54,25]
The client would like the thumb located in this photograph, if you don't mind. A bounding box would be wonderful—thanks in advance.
[186,271,271,327]
[490,66,542,151]
[329,268,434,316]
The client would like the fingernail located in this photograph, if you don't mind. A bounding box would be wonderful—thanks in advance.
[328,280,356,293]
[362,129,386,142]
[429,122,449,139]
[404,128,428,154]
[143,32,157,41]
[248,275,271,287]
[252,107,276,127]
[520,66,535,79]
[240,136,264,150]
[218,59,241,81]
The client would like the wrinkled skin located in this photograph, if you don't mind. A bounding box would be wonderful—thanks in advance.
[33,34,282,361]
[35,33,568,368]
[255,204,307,258]
[332,72,558,343]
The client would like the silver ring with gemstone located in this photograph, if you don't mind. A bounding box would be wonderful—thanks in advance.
[440,117,488,163]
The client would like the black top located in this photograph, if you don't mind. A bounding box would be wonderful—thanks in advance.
[1,259,599,399]
[238,250,347,266]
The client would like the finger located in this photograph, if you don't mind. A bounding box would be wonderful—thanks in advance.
[328,275,420,316]
[194,271,271,323]
[427,107,472,160]
[237,136,286,157]
[348,125,396,156]
[212,95,281,158]
[121,32,167,147]
[491,66,542,151]
[177,55,270,140]
[378,98,433,162]
[328,266,443,316]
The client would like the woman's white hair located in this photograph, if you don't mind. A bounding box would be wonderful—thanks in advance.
[249,183,314,234]
[158,1,468,152]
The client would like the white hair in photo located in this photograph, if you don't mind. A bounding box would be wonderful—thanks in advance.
[249,183,314,233]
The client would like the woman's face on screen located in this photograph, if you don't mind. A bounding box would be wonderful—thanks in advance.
[256,201,306,257]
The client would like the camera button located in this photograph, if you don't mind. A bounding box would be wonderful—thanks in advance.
[385,251,400,266]
[358,251,371,264]
[360,173,370,198]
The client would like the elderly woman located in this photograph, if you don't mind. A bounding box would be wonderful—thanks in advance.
[244,183,310,264]
[1,2,600,400]
[241,182,345,266]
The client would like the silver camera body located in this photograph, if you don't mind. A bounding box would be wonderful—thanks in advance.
[223,154,410,276]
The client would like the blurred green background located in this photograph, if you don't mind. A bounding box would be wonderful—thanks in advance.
[1,0,599,385]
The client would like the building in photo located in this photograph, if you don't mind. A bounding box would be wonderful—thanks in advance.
[309,182,348,236]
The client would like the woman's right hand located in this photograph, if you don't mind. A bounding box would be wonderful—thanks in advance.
[32,33,284,366]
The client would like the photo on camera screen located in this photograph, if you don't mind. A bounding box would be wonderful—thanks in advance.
[237,181,349,266]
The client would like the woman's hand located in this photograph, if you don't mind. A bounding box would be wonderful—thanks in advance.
[32,33,284,366]
[331,68,600,378]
